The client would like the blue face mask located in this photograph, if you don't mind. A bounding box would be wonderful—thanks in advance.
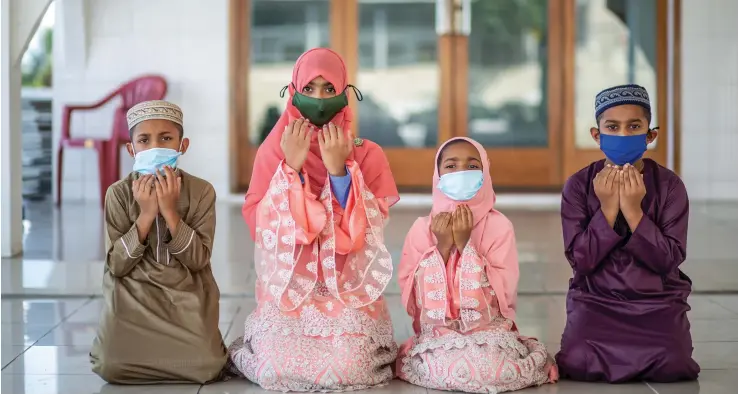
[437,170,484,201]
[599,133,648,166]
[132,145,182,175]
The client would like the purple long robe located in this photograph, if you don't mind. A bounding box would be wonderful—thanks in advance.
[555,159,700,383]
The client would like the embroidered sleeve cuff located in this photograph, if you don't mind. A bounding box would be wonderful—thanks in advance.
[120,224,146,258]
[167,220,195,255]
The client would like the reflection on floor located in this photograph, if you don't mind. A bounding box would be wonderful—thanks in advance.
[3,201,738,393]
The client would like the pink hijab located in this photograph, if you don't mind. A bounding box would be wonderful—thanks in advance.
[243,48,398,239]
[430,138,496,224]
[399,137,520,321]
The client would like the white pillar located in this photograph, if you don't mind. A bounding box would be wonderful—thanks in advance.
[1,0,53,257]
[1,0,24,257]
[10,0,53,64]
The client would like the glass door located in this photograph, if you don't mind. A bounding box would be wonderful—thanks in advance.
[232,0,341,190]
[561,0,669,176]
[344,0,565,190]
[232,0,672,191]
[343,0,454,188]
[461,0,564,188]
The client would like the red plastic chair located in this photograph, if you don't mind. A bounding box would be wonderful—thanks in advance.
[56,75,168,206]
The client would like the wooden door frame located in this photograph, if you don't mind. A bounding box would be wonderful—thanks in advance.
[229,0,682,193]
[344,0,564,190]
[470,0,565,189]
[229,0,351,191]
[561,0,679,178]
[230,0,251,191]
[340,1,455,190]
[672,0,682,175]
[230,0,565,191]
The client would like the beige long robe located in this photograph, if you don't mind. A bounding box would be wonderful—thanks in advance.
[91,170,227,384]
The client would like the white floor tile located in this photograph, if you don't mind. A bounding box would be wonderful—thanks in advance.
[3,201,738,394]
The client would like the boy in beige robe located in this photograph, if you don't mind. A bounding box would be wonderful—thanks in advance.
[90,100,227,384]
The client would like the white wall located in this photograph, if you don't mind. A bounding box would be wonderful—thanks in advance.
[52,0,738,202]
[53,0,229,202]
[680,0,738,200]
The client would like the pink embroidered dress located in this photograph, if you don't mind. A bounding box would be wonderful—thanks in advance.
[228,48,400,392]
[396,138,558,393]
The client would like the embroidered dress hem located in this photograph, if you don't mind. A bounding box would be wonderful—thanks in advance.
[227,302,397,392]
[398,329,556,394]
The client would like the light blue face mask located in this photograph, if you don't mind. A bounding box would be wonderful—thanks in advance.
[437,170,484,201]
[132,144,182,175]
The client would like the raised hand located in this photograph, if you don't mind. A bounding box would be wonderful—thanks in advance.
[619,164,646,229]
[452,204,473,251]
[593,164,620,226]
[154,166,181,219]
[431,212,454,253]
[318,122,352,176]
[280,118,312,172]
[133,174,158,219]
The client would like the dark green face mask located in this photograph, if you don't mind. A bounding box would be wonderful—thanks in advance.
[281,84,363,127]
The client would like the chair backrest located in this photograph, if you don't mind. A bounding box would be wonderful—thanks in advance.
[113,75,168,142]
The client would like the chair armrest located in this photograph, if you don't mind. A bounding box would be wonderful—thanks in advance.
[63,92,118,112]
[61,90,121,140]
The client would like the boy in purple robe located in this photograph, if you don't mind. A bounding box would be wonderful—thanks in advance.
[555,84,700,383]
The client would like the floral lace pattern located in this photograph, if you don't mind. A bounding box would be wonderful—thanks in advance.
[398,244,557,393]
[228,301,397,392]
[230,161,397,391]
[253,161,392,313]
[398,328,555,393]
[416,245,494,332]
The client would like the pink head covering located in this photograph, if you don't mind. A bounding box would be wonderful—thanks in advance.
[398,137,520,322]
[243,48,398,240]
[431,137,496,223]
[282,47,352,134]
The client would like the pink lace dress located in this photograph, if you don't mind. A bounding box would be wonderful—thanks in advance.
[228,161,397,392]
[397,246,558,393]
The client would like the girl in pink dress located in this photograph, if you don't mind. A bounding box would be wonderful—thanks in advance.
[227,48,399,392]
[396,137,558,393]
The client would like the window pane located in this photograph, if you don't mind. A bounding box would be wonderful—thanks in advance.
[575,0,658,149]
[249,0,330,145]
[468,0,549,147]
[357,0,438,148]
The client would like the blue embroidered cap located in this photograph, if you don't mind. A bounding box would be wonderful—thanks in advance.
[594,84,651,120]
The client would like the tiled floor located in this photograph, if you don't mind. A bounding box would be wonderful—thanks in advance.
[2,200,738,393]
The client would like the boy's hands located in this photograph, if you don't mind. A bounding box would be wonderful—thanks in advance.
[130,167,183,242]
[619,164,646,230]
[132,174,158,243]
[133,174,158,219]
[155,166,182,235]
[594,164,620,227]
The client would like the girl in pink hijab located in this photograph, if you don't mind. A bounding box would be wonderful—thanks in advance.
[396,137,558,393]
[227,48,399,392]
